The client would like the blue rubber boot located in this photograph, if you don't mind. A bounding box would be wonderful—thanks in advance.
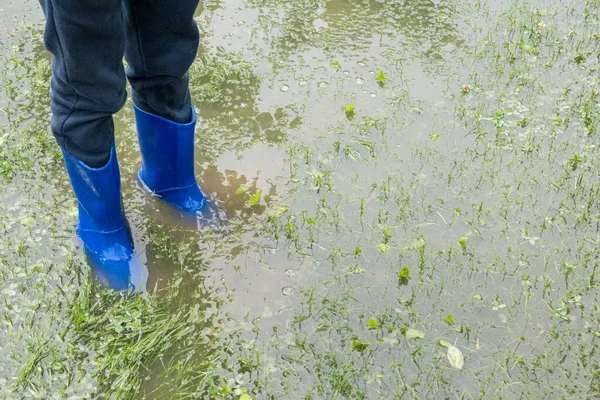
[62,143,134,291]
[134,104,206,213]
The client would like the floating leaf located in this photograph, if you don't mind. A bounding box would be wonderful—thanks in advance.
[367,318,380,330]
[20,216,35,228]
[247,190,262,206]
[240,394,254,400]
[403,328,425,340]
[332,60,341,70]
[220,386,232,395]
[439,340,464,369]
[235,186,247,196]
[351,339,369,352]
[459,237,468,252]
[344,104,355,120]
[376,70,386,86]
[397,266,410,280]
[377,243,390,253]
[349,265,365,274]
[518,117,529,128]
[383,226,391,239]
[208,385,218,396]
[444,314,454,325]
[270,206,288,218]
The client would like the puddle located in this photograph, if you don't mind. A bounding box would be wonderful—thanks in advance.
[1,0,600,398]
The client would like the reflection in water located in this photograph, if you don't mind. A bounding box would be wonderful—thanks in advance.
[136,163,278,291]
[247,0,464,66]
[87,248,149,293]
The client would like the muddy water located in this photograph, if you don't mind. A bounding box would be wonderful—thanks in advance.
[2,0,599,398]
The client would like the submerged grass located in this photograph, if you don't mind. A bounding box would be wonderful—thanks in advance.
[69,288,219,398]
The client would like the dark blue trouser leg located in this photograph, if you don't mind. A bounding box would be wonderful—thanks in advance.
[123,0,200,124]
[39,0,200,168]
[39,0,127,168]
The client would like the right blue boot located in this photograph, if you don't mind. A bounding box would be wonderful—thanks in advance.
[134,104,206,214]
[62,143,134,291]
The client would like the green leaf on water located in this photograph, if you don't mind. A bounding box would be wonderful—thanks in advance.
[235,186,247,196]
[397,266,410,280]
[220,386,232,395]
[367,318,380,330]
[240,394,254,400]
[377,243,390,253]
[383,226,392,240]
[344,104,356,120]
[459,236,468,252]
[332,60,341,70]
[20,216,35,228]
[439,340,464,369]
[376,70,386,86]
[403,328,425,340]
[444,314,455,325]
[270,206,288,218]
[397,266,410,286]
[351,339,369,352]
[247,190,262,206]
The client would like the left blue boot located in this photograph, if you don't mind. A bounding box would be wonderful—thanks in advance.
[62,143,134,291]
[133,104,206,213]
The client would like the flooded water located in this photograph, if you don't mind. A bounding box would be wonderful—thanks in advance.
[1,0,600,398]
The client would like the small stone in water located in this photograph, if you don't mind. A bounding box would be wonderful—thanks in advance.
[370,93,377,98]
[299,79,308,86]
[282,286,295,296]
[280,85,290,92]
[356,77,364,85]
[318,81,329,88]
[285,269,295,277]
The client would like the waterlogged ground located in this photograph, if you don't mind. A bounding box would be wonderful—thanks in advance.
[1,0,600,398]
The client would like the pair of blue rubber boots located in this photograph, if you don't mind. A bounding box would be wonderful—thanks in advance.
[62,105,206,290]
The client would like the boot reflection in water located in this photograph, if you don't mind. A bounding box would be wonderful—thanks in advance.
[38,0,205,290]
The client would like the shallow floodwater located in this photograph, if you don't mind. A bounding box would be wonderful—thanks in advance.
[1,0,599,398]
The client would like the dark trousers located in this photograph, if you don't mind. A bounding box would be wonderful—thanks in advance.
[39,0,200,167]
